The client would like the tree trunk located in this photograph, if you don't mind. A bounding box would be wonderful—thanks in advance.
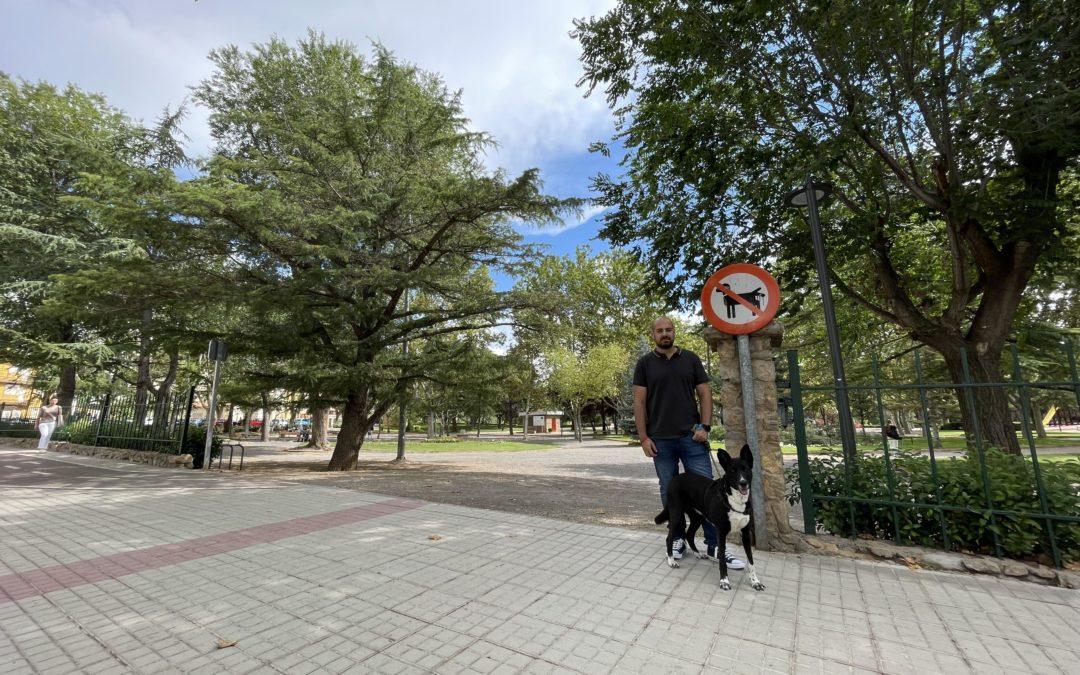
[930,410,942,449]
[522,397,530,440]
[427,408,435,438]
[306,406,329,448]
[940,345,1021,454]
[900,411,913,435]
[1031,400,1047,439]
[395,398,407,461]
[261,392,271,442]
[572,403,583,442]
[241,408,251,437]
[328,392,370,471]
[56,364,76,415]
[601,406,608,434]
[224,403,234,433]
[507,402,514,436]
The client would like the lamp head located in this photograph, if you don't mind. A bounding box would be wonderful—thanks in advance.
[783,180,833,208]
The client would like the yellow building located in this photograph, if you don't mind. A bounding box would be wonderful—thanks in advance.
[0,364,39,418]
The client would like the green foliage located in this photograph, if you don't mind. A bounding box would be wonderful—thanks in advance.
[787,450,1080,562]
[545,342,628,441]
[514,247,666,355]
[575,2,1080,452]
[0,419,36,438]
[51,421,95,445]
[183,427,222,467]
[178,34,576,469]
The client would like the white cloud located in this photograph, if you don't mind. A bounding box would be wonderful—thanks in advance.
[523,203,610,237]
[1,0,616,173]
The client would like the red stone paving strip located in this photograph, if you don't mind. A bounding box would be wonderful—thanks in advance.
[0,497,424,604]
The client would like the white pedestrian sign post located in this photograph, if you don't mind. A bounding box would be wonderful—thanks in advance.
[203,339,227,470]
[701,263,781,547]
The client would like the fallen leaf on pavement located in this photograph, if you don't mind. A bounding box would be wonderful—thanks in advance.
[428,535,443,541]
[216,639,237,650]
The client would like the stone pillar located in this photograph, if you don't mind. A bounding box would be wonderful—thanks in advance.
[705,322,799,551]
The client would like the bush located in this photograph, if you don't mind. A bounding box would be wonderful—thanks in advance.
[51,412,102,444]
[0,419,37,438]
[420,436,462,444]
[786,449,1080,562]
[185,427,223,468]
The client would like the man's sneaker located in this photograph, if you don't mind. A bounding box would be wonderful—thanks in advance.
[706,545,746,569]
[671,538,685,560]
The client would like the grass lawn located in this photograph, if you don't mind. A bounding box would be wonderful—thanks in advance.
[362,439,561,453]
[781,429,1080,455]
[1034,453,1080,464]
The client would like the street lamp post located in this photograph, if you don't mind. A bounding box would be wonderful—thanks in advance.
[784,176,859,465]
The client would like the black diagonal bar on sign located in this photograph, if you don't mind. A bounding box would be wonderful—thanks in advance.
[715,280,763,316]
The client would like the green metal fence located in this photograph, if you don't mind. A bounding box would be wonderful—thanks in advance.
[46,386,196,454]
[784,343,1080,568]
[0,403,76,438]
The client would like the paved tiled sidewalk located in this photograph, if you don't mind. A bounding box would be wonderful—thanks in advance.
[0,448,1078,674]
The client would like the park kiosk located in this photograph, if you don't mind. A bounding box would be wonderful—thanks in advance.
[519,411,562,434]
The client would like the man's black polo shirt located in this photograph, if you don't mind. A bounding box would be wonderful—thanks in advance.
[632,347,709,439]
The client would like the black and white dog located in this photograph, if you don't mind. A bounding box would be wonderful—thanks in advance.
[655,444,765,591]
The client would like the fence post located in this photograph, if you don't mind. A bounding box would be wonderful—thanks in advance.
[871,356,902,544]
[1066,340,1080,420]
[914,350,949,550]
[787,350,816,534]
[93,393,111,447]
[1011,344,1060,568]
[178,386,195,456]
[959,347,1003,558]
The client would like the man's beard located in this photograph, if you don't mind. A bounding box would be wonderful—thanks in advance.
[657,337,673,348]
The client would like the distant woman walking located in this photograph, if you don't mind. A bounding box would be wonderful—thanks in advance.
[36,396,63,450]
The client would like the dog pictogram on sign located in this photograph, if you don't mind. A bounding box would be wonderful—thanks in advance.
[701,264,781,335]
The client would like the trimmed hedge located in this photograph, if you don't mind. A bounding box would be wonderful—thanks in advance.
[786,449,1080,562]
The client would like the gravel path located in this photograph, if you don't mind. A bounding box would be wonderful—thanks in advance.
[237,438,669,530]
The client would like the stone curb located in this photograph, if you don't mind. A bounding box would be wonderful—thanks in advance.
[3,437,194,469]
[793,531,1078,589]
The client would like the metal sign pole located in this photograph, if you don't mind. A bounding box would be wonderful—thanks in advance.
[203,358,221,470]
[737,334,768,547]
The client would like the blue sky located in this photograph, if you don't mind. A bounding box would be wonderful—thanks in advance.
[0,0,622,290]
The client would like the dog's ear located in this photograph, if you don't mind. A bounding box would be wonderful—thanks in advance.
[740,444,754,469]
[717,448,733,472]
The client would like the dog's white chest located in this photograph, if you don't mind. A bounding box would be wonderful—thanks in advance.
[729,511,750,531]
[728,489,750,531]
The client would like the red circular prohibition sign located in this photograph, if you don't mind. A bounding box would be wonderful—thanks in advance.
[700,263,781,335]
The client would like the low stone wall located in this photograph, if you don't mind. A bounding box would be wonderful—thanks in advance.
[795,531,1079,589]
[4,436,193,469]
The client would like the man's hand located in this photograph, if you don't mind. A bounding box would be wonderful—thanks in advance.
[692,428,708,443]
[641,437,657,457]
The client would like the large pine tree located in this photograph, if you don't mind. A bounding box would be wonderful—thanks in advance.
[182,34,575,470]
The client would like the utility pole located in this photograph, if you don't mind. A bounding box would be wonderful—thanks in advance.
[203,339,227,469]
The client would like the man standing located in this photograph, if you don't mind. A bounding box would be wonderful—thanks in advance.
[633,317,744,568]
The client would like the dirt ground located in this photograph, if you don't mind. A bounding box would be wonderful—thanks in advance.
[238,439,666,530]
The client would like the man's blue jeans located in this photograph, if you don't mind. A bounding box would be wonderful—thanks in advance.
[653,433,718,548]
